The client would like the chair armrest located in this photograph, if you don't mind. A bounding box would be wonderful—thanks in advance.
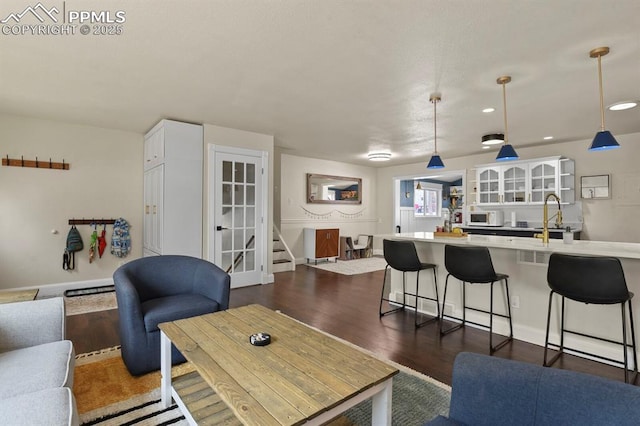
[0,297,65,352]
[113,268,145,335]
[193,263,230,310]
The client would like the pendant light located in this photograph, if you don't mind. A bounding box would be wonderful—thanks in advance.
[495,76,519,161]
[588,47,620,151]
[427,94,445,169]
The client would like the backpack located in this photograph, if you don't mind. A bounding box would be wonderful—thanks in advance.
[111,218,131,258]
[63,225,84,270]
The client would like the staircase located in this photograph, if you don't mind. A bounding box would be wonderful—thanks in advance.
[273,226,295,273]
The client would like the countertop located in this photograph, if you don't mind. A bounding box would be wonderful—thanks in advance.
[381,232,640,260]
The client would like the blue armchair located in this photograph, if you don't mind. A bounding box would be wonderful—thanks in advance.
[427,352,640,425]
[114,255,230,375]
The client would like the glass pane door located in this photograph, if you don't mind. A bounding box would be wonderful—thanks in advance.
[213,151,263,288]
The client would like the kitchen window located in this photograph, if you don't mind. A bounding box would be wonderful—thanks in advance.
[414,184,442,217]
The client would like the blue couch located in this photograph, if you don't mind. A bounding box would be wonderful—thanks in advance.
[428,352,640,426]
[114,255,230,375]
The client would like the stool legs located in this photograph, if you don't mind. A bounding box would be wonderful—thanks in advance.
[544,291,638,384]
[379,265,439,328]
[489,278,514,354]
[622,300,638,384]
[413,268,440,328]
[379,265,405,317]
[440,275,513,355]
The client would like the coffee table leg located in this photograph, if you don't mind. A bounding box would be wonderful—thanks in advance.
[371,377,392,425]
[160,330,172,408]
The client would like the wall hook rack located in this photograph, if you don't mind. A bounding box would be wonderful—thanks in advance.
[68,218,116,225]
[3,155,70,170]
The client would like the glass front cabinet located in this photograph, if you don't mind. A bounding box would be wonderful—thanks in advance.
[477,166,500,204]
[501,164,528,204]
[475,157,574,206]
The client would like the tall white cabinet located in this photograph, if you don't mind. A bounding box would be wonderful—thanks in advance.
[143,120,203,257]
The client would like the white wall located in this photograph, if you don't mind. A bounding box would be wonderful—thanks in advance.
[375,132,640,244]
[0,113,142,292]
[203,124,274,275]
[279,154,378,262]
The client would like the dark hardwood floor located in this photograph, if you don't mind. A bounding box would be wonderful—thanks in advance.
[66,263,628,386]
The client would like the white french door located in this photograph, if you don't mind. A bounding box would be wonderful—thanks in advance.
[209,147,266,288]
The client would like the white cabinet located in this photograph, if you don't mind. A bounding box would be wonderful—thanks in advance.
[143,127,165,170]
[528,158,575,204]
[475,157,574,206]
[143,120,203,257]
[501,164,528,204]
[143,165,164,253]
[477,166,500,204]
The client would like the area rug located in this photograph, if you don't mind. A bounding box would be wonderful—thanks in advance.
[65,292,118,316]
[75,347,450,425]
[307,256,388,275]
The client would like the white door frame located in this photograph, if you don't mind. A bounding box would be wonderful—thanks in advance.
[207,144,269,287]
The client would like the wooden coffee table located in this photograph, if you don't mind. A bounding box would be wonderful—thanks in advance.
[159,304,398,425]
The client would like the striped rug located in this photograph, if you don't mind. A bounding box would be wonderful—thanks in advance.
[75,347,450,425]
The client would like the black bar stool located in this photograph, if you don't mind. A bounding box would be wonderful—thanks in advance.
[440,244,513,354]
[379,239,439,327]
[544,253,638,384]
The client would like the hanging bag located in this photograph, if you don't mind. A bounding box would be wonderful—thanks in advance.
[63,225,84,270]
[111,218,131,258]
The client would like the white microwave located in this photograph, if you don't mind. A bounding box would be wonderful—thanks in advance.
[468,211,504,227]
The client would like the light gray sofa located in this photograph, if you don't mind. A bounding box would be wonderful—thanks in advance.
[0,297,79,426]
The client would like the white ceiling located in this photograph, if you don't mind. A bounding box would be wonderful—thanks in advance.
[1,1,639,167]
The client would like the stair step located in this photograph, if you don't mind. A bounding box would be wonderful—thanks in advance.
[273,248,285,252]
[273,259,291,264]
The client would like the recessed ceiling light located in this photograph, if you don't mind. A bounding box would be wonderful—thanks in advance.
[543,136,554,140]
[367,152,391,161]
[481,133,504,145]
[482,107,495,113]
[608,101,638,111]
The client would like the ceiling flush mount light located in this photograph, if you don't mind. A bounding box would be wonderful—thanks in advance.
[495,76,519,161]
[608,101,638,111]
[482,107,496,113]
[427,94,445,169]
[367,152,391,161]
[481,133,504,145]
[588,47,620,151]
[543,136,554,140]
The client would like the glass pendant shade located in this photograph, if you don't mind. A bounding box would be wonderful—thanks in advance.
[427,154,445,169]
[496,144,519,161]
[589,130,620,151]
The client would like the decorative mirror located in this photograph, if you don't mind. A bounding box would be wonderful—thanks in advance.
[307,173,362,204]
[581,174,610,199]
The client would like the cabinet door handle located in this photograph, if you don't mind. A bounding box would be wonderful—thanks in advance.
[145,205,150,214]
[153,205,157,214]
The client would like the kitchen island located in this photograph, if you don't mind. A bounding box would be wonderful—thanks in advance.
[379,232,640,365]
